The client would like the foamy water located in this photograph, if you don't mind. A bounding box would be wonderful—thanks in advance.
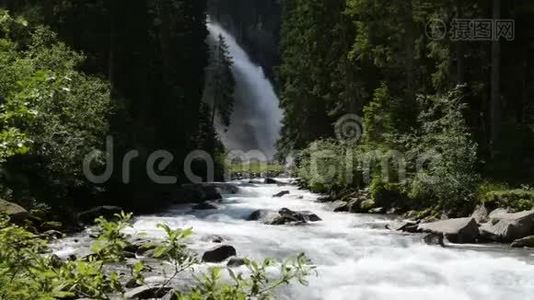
[52,180,534,299]
[119,180,534,299]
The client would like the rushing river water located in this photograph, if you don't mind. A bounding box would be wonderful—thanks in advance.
[54,179,534,299]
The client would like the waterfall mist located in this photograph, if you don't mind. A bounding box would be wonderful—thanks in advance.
[205,22,283,160]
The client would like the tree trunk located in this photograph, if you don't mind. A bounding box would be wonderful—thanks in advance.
[490,0,501,157]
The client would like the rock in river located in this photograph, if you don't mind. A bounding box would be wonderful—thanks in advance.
[273,191,290,198]
[479,210,534,242]
[418,217,479,243]
[202,245,237,263]
[192,201,219,210]
[511,236,534,248]
[247,208,321,225]
[124,285,172,299]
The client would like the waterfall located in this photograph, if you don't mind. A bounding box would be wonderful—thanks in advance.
[206,22,283,160]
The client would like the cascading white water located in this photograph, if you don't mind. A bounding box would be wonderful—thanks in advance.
[53,181,534,299]
[206,22,283,160]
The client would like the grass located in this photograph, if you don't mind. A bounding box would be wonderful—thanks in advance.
[229,162,285,175]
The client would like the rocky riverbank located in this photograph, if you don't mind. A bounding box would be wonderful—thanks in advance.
[43,178,534,299]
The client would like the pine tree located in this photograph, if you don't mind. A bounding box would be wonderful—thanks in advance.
[205,34,235,128]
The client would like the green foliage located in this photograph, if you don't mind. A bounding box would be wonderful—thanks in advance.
[0,211,316,299]
[297,87,479,215]
[406,87,479,212]
[153,224,197,287]
[177,253,316,300]
[480,187,534,212]
[0,10,112,204]
[0,213,131,300]
[297,139,361,193]
[363,83,398,147]
[229,162,285,177]
[91,212,133,263]
[369,178,409,210]
[205,34,235,128]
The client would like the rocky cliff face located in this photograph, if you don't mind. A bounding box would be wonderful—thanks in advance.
[207,0,281,80]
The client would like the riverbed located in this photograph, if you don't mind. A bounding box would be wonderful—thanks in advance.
[53,179,534,299]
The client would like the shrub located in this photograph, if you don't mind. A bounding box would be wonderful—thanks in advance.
[297,139,362,193]
[0,10,113,204]
[405,87,479,213]
[481,188,534,212]
[176,253,316,300]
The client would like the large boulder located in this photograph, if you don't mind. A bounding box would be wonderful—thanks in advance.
[270,208,321,225]
[0,199,29,223]
[488,208,510,220]
[247,208,321,225]
[511,236,534,248]
[202,245,237,263]
[77,206,123,224]
[418,217,479,243]
[205,183,239,195]
[247,209,280,223]
[333,198,362,213]
[479,210,534,242]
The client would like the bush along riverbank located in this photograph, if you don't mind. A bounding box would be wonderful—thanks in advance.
[0,210,316,300]
[293,87,534,248]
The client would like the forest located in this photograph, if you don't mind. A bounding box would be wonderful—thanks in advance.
[0,0,534,299]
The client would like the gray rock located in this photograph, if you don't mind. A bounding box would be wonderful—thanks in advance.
[40,230,64,240]
[271,208,321,225]
[333,201,350,212]
[201,234,226,243]
[389,221,421,233]
[202,245,237,263]
[511,236,534,248]
[479,210,534,242]
[273,191,290,198]
[317,196,334,203]
[205,182,240,194]
[247,208,321,225]
[124,285,172,299]
[471,204,489,223]
[369,207,385,214]
[0,199,28,222]
[488,208,510,221]
[247,209,279,223]
[418,217,479,243]
[423,233,445,247]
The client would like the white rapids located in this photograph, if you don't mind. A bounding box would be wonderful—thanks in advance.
[54,179,534,299]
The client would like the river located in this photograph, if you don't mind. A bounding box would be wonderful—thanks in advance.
[53,179,534,299]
